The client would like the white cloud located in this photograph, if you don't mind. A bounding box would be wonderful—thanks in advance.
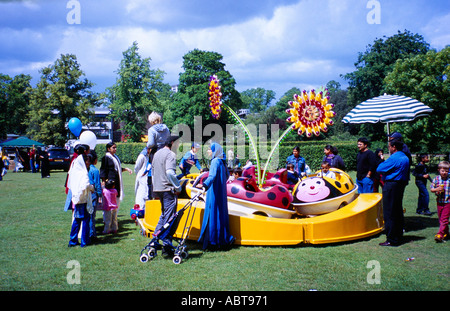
[422,13,450,50]
[1,0,449,99]
[37,0,369,96]
[21,0,40,10]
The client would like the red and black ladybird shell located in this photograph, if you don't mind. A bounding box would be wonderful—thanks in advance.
[193,169,293,210]
[243,166,295,191]
[227,177,293,210]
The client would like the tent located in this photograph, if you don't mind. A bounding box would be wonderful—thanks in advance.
[0,136,45,147]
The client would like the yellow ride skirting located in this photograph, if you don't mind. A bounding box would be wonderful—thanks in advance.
[140,193,383,245]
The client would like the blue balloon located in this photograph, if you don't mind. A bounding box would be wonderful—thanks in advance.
[68,117,82,137]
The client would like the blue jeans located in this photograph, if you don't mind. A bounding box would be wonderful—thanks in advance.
[357,177,374,193]
[415,180,430,213]
[89,197,98,238]
[69,203,90,247]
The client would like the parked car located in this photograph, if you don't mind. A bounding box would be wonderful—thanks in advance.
[48,147,71,171]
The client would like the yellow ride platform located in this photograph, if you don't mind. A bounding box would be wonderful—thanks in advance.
[137,193,383,245]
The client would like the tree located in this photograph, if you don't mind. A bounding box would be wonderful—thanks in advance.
[240,87,275,113]
[167,49,243,133]
[0,74,31,139]
[26,54,100,146]
[342,30,430,141]
[383,46,450,152]
[325,80,353,139]
[107,42,167,142]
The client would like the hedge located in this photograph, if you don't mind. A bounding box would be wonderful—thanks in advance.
[224,141,358,172]
[95,141,360,172]
[95,143,147,165]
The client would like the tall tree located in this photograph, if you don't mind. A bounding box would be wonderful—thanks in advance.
[0,74,31,139]
[167,49,243,132]
[325,80,353,139]
[240,87,275,113]
[26,54,100,146]
[383,46,450,152]
[107,42,167,142]
[342,30,430,141]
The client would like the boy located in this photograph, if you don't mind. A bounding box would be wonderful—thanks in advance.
[177,142,202,179]
[318,161,336,179]
[88,151,102,240]
[430,161,450,242]
[227,167,243,183]
[286,163,300,185]
[413,154,432,215]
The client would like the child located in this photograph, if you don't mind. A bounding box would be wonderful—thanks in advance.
[413,154,433,215]
[88,151,102,240]
[177,142,202,179]
[318,161,336,179]
[68,154,94,247]
[102,179,119,234]
[430,161,450,242]
[287,163,300,185]
[373,148,385,193]
[227,167,243,183]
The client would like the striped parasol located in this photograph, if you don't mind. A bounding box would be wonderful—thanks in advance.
[342,93,433,135]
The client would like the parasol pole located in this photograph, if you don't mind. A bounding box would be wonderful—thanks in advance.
[387,121,391,154]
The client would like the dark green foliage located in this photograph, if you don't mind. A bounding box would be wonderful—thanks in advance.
[107,42,168,142]
[25,54,101,146]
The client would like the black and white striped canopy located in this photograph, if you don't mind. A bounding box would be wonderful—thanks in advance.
[342,94,433,124]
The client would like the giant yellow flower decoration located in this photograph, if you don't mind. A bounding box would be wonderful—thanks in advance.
[208,75,223,120]
[286,89,335,137]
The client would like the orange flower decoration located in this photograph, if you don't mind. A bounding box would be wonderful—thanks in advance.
[208,75,223,119]
[286,89,335,137]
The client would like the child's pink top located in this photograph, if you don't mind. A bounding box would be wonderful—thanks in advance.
[102,188,118,211]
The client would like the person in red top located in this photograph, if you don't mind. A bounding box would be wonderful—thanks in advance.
[28,145,36,173]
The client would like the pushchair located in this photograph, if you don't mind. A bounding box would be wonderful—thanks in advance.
[139,190,204,264]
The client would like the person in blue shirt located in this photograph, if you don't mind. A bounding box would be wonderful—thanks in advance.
[177,142,202,179]
[286,163,300,185]
[88,150,102,240]
[376,140,410,246]
[286,146,306,177]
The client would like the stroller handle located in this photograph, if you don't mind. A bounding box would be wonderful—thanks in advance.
[191,188,206,202]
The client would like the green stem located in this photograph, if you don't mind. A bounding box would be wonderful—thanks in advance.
[224,104,261,184]
[260,124,294,185]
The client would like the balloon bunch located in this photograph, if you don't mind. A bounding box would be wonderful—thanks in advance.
[208,75,223,120]
[68,117,97,150]
[286,89,335,137]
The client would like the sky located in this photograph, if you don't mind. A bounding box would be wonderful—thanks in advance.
[0,0,449,101]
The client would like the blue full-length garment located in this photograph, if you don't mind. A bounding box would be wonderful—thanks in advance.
[198,143,234,249]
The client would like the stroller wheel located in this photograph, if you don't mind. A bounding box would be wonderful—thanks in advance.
[139,254,149,263]
[148,248,157,258]
[173,255,182,265]
[181,250,189,259]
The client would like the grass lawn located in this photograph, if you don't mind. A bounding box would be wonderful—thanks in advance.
[0,165,448,293]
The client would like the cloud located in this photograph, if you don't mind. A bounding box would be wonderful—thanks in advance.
[422,12,450,50]
[0,0,449,100]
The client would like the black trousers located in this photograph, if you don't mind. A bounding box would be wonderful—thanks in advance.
[382,180,407,245]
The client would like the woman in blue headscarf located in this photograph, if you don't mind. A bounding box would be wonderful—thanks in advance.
[198,143,235,250]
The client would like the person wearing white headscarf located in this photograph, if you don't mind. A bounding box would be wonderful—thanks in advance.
[68,154,94,247]
[134,147,150,209]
